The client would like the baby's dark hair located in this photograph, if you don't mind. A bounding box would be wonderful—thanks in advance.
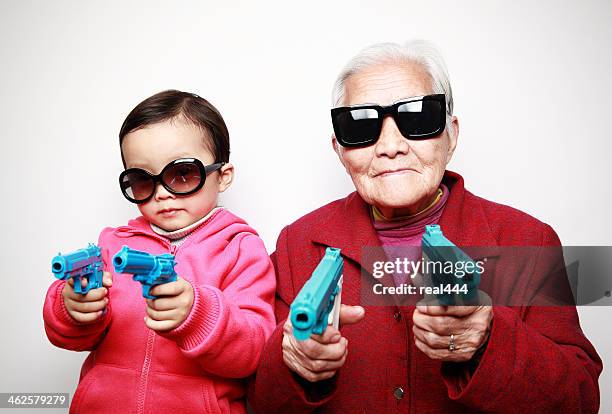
[119,90,230,166]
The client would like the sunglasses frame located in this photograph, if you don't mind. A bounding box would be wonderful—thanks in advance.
[331,94,447,148]
[119,158,225,204]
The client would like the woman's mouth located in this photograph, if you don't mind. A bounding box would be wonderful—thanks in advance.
[376,168,415,177]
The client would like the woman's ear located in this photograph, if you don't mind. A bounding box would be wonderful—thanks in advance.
[217,163,234,193]
[332,134,339,155]
[445,116,459,164]
[332,134,348,170]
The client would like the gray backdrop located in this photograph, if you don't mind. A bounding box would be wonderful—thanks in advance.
[1,0,610,412]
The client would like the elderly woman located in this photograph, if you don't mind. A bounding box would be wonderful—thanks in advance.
[249,41,601,413]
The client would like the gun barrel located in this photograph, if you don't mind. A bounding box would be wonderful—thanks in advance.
[421,225,481,304]
[51,244,101,280]
[113,246,157,274]
[113,246,177,299]
[423,226,478,269]
[290,248,343,340]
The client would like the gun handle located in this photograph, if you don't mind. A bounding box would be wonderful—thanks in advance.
[73,265,104,295]
[328,275,343,329]
[141,274,178,299]
[140,284,155,299]
[73,276,86,295]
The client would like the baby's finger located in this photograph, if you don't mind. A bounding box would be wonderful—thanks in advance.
[70,310,104,324]
[147,297,176,311]
[145,305,176,322]
[69,297,108,314]
[149,281,182,298]
[144,316,176,332]
[65,277,88,293]
[62,281,76,299]
[102,271,113,288]
[63,283,89,301]
[81,287,109,302]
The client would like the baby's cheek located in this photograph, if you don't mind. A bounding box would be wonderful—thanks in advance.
[137,204,157,223]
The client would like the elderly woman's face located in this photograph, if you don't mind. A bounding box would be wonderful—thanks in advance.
[334,62,458,218]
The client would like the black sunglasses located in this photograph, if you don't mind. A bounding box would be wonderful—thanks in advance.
[119,158,225,204]
[331,94,447,148]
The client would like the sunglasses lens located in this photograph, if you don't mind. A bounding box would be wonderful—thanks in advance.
[396,99,444,138]
[333,108,382,147]
[121,171,155,202]
[162,161,202,194]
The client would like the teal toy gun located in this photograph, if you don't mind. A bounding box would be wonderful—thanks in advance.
[290,247,344,341]
[421,225,481,305]
[112,246,177,299]
[51,244,103,295]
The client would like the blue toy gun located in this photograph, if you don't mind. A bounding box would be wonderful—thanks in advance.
[51,244,103,295]
[290,247,344,341]
[421,225,481,305]
[112,246,177,299]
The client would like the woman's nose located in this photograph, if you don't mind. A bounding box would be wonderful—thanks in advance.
[374,116,410,158]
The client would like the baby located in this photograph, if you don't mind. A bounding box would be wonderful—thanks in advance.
[43,90,276,413]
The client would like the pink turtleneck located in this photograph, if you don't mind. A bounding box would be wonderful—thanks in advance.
[372,184,449,286]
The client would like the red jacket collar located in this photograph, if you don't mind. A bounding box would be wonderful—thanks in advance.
[309,170,499,265]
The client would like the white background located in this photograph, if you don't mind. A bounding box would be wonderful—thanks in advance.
[0,0,610,412]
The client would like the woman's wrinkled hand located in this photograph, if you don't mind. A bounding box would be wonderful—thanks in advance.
[412,293,493,363]
[282,304,365,382]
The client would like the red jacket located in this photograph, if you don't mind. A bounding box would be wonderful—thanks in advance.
[249,171,602,413]
[44,209,276,414]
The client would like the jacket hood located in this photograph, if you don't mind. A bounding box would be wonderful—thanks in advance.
[113,208,259,247]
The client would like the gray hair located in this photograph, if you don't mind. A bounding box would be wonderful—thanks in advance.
[331,40,454,132]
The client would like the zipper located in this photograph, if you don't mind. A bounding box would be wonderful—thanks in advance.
[129,230,190,413]
[118,212,222,410]
[125,228,175,414]
[136,330,155,414]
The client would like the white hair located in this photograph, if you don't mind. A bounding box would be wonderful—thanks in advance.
[331,40,454,133]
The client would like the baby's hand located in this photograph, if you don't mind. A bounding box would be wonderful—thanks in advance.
[144,277,194,331]
[62,271,113,323]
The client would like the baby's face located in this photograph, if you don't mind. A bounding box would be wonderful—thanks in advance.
[121,118,231,231]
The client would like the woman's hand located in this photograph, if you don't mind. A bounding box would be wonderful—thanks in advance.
[62,271,113,323]
[412,299,493,363]
[144,277,194,331]
[282,304,365,382]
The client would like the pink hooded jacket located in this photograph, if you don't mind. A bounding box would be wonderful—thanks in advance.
[43,208,276,414]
